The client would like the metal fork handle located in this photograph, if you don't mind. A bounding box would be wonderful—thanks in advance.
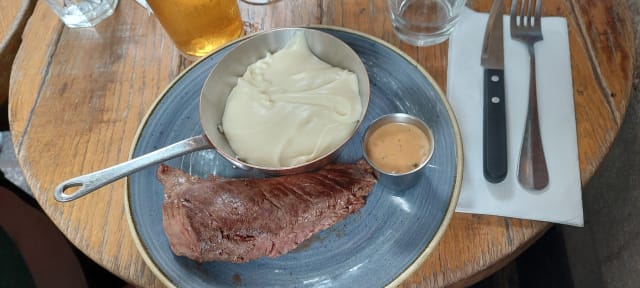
[517,47,549,190]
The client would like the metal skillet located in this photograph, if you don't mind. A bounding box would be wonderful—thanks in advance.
[54,28,370,202]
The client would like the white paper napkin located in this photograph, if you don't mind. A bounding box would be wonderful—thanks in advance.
[447,8,584,226]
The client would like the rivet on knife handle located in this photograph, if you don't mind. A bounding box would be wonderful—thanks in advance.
[483,68,508,183]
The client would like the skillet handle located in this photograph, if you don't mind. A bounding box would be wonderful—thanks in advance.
[54,135,213,202]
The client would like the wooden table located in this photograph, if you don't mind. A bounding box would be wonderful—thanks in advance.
[0,0,35,106]
[9,0,635,287]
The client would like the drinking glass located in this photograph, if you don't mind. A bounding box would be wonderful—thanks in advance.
[44,0,119,28]
[146,0,244,59]
[387,0,467,46]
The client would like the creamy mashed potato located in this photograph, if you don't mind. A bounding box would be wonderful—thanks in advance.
[221,32,362,167]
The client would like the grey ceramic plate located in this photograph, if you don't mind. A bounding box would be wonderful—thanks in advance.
[126,26,462,288]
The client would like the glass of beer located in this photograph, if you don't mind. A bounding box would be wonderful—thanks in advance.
[146,0,244,58]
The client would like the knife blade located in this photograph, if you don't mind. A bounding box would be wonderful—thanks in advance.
[481,0,507,183]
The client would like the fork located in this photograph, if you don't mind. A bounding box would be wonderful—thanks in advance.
[510,0,549,190]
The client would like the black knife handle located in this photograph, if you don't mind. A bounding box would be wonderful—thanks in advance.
[483,68,508,183]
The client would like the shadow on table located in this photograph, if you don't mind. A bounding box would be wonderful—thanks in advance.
[0,172,129,288]
[471,226,574,288]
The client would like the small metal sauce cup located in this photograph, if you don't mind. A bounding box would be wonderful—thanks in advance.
[362,113,435,190]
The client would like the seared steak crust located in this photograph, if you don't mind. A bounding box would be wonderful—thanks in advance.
[158,160,376,263]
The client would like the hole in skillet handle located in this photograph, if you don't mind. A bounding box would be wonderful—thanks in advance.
[54,178,104,202]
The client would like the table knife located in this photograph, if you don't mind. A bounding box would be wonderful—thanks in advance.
[481,0,507,183]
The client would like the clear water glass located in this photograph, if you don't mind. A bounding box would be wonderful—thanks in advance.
[44,0,119,28]
[388,0,467,46]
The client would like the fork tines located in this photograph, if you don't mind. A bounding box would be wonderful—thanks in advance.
[511,0,542,28]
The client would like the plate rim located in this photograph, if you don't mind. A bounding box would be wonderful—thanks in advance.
[124,25,464,288]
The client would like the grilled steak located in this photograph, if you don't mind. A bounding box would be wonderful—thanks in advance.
[158,160,376,263]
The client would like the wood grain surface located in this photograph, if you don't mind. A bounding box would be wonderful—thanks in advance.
[0,0,35,105]
[8,0,634,287]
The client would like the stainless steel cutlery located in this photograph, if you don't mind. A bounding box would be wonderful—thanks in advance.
[481,0,508,183]
[510,0,549,190]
